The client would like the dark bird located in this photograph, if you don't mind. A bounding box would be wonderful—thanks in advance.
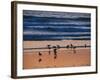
[47,45,51,55]
[66,45,69,48]
[57,45,60,49]
[38,52,42,56]
[52,46,57,49]
[70,44,73,48]
[73,46,76,53]
[53,46,57,59]
[85,44,87,48]
[38,58,42,62]
[53,46,58,59]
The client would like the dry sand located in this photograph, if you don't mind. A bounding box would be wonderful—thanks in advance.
[23,40,91,69]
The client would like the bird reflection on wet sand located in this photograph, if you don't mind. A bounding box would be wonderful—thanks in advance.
[23,40,91,69]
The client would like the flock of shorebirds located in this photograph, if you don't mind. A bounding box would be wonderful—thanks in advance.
[24,44,90,63]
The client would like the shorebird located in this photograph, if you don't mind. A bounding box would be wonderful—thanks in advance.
[66,45,70,48]
[53,46,58,59]
[38,58,42,62]
[73,46,76,53]
[38,52,42,56]
[85,44,87,48]
[47,45,51,55]
[70,44,73,48]
[57,45,60,49]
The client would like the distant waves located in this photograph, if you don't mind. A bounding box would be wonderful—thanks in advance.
[23,10,91,40]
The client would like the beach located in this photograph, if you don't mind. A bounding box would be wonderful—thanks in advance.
[23,40,91,69]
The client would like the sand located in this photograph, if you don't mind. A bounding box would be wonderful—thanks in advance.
[23,40,90,49]
[23,40,91,69]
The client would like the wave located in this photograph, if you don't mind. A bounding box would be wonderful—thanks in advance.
[23,23,90,27]
[23,10,90,19]
[23,35,90,40]
[23,31,90,35]
[24,26,90,30]
[24,34,90,37]
[23,27,90,32]
[23,21,90,25]
[23,16,90,21]
[23,10,90,18]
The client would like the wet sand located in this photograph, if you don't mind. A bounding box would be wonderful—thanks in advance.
[23,40,91,69]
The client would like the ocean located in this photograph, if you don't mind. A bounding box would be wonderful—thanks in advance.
[23,10,91,40]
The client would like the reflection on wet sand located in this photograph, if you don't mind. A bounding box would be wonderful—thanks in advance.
[23,40,91,69]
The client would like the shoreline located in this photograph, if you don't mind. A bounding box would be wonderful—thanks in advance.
[23,40,91,69]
